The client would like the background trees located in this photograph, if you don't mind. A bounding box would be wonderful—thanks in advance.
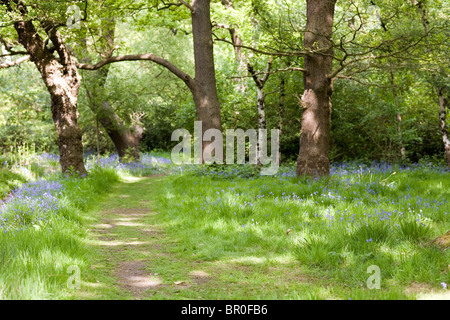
[0,0,448,174]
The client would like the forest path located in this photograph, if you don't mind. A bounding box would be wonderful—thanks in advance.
[72,175,219,300]
[71,175,450,300]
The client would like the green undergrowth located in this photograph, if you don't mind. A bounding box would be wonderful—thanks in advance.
[154,166,450,299]
[0,167,120,299]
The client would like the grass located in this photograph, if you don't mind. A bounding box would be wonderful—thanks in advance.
[0,165,120,299]
[0,152,449,300]
[152,162,450,299]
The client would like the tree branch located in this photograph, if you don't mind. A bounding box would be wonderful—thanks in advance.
[228,66,306,79]
[213,35,308,57]
[77,53,195,89]
[0,54,29,68]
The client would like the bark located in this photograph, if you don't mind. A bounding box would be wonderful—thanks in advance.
[296,0,336,177]
[437,87,450,168]
[191,0,223,160]
[81,20,143,162]
[9,2,87,175]
[78,0,223,163]
[278,75,285,163]
[389,66,406,160]
[248,57,272,164]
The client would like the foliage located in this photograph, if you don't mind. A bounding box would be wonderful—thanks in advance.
[156,160,450,296]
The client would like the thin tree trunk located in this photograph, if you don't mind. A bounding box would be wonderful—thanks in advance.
[437,87,450,168]
[220,0,245,68]
[296,0,336,177]
[278,75,285,164]
[248,57,272,165]
[389,66,406,160]
[10,4,87,175]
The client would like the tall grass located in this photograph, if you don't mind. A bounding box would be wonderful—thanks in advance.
[0,165,119,299]
[155,162,450,295]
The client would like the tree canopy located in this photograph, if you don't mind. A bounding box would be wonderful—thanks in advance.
[0,0,449,175]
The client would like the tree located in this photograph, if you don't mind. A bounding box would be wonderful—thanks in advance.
[225,0,432,176]
[1,0,87,175]
[296,0,337,177]
[78,19,144,162]
[80,0,224,162]
[412,0,450,167]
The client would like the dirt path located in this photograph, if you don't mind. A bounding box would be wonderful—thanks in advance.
[71,176,448,300]
[74,175,316,300]
[74,175,220,300]
[75,176,169,299]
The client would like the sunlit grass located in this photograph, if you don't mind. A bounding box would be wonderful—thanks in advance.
[1,151,449,300]
[154,163,450,298]
[0,165,120,299]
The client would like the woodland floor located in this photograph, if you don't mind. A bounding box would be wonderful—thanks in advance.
[71,175,450,300]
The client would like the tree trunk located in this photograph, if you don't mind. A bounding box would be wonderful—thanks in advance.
[437,87,450,168]
[389,61,406,160]
[256,85,266,164]
[191,0,223,160]
[296,0,336,177]
[278,75,285,164]
[89,99,143,161]
[77,0,224,164]
[247,57,272,165]
[247,58,272,165]
[80,19,142,162]
[12,13,86,175]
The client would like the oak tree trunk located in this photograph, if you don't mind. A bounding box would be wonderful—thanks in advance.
[12,12,86,175]
[296,0,336,177]
[191,0,223,160]
[81,20,143,163]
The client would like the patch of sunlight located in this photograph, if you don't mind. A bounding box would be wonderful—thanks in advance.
[10,166,35,181]
[228,220,266,237]
[302,199,315,207]
[267,253,296,264]
[115,217,141,221]
[165,191,174,199]
[92,223,114,229]
[93,240,148,246]
[82,281,105,288]
[210,219,226,228]
[118,194,130,198]
[71,291,99,299]
[291,230,312,245]
[124,276,162,288]
[223,193,241,206]
[228,256,266,265]
[38,248,85,272]
[114,221,145,227]
[189,270,209,277]
[123,176,146,183]
[318,205,336,218]
[417,291,450,300]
